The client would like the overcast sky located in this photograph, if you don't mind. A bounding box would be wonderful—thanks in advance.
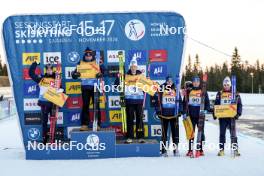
[0,0,264,68]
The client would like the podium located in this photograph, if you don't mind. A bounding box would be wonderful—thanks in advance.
[26,129,160,160]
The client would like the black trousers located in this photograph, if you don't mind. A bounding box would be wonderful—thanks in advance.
[41,105,52,140]
[189,116,205,151]
[81,88,101,126]
[219,118,238,150]
[161,117,179,153]
[126,103,144,139]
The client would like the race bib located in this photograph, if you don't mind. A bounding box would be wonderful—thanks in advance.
[188,90,201,106]
[125,85,144,96]
[220,92,232,105]
[162,90,176,108]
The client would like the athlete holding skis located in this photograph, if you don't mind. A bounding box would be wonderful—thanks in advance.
[72,47,104,131]
[115,58,145,144]
[213,76,242,157]
[29,62,61,144]
[183,75,210,157]
[155,75,183,156]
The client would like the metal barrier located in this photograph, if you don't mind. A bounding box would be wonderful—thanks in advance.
[0,98,17,120]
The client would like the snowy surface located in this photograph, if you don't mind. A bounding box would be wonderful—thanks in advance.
[0,117,264,176]
[0,87,12,98]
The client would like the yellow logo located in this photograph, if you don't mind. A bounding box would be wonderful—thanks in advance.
[23,53,40,65]
[109,110,122,122]
[65,82,81,94]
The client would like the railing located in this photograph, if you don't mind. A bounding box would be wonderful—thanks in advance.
[0,98,17,120]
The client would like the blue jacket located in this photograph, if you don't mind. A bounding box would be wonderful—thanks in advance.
[154,83,183,116]
[183,87,210,118]
[29,62,55,107]
[115,69,144,104]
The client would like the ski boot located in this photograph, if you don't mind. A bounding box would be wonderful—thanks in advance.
[199,150,205,156]
[138,138,145,143]
[161,151,168,157]
[217,150,225,156]
[186,150,194,158]
[173,149,180,157]
[232,150,241,157]
[195,150,202,158]
[80,125,89,131]
[125,138,133,144]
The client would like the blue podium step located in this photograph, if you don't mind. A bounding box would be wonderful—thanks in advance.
[25,128,160,160]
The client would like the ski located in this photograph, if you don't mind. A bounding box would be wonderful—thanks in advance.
[118,51,127,133]
[174,74,181,156]
[138,61,151,134]
[49,64,62,143]
[196,74,208,157]
[183,82,194,142]
[92,51,101,132]
[230,75,239,158]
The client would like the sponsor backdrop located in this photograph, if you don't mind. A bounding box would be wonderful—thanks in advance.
[3,12,185,147]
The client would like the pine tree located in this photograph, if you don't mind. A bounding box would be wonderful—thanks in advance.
[2,64,8,76]
[231,47,243,92]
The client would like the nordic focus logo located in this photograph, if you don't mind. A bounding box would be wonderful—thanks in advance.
[87,134,100,148]
[125,19,145,41]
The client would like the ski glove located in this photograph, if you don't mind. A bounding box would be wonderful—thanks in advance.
[212,114,217,120]
[156,110,161,116]
[200,110,207,116]
[177,112,182,118]
[96,73,103,78]
[234,114,239,120]
[119,98,126,107]
[182,114,187,120]
[72,71,81,79]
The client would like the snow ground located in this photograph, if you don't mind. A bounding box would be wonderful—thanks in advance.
[0,117,264,176]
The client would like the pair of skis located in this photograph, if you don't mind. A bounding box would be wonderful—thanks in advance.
[93,51,105,132]
[230,75,239,157]
[195,74,208,157]
[49,64,62,144]
[118,51,127,133]
[173,75,181,156]
[182,82,195,141]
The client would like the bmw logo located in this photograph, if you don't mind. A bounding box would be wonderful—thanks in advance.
[67,52,80,64]
[28,128,40,140]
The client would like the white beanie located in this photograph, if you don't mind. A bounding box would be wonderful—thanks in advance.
[223,76,231,87]
[129,58,138,67]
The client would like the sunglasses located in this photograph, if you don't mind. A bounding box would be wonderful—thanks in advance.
[85,53,93,57]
